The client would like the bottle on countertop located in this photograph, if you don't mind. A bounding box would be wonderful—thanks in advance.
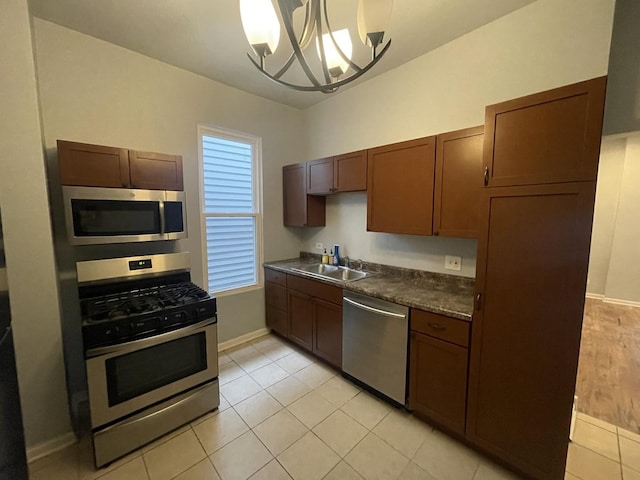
[321,249,329,264]
[333,244,340,266]
[328,249,334,265]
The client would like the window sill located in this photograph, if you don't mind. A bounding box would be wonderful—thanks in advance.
[211,282,264,298]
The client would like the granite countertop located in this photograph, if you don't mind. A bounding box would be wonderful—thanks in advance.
[264,255,475,321]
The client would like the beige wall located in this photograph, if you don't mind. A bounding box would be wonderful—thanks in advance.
[298,0,615,276]
[587,137,626,295]
[603,134,640,303]
[33,18,305,347]
[0,0,71,447]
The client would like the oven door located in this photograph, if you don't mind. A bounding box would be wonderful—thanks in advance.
[85,319,217,428]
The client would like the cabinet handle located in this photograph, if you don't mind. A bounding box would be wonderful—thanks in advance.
[483,166,489,186]
[428,322,446,331]
[433,230,439,236]
[475,293,482,311]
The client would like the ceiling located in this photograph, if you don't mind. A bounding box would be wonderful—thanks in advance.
[29,0,535,109]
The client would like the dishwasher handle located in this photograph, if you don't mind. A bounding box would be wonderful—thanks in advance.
[343,297,407,319]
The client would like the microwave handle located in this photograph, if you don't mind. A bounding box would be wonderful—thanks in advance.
[159,201,166,237]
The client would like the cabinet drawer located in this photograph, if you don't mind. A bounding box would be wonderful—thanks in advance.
[286,274,342,305]
[265,268,286,286]
[411,309,469,347]
[265,282,287,310]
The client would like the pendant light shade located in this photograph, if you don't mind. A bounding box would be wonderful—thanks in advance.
[316,29,353,78]
[357,0,394,48]
[239,0,280,58]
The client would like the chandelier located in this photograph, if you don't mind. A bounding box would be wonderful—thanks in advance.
[239,0,394,93]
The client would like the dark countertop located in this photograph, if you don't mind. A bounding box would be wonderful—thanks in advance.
[264,256,475,321]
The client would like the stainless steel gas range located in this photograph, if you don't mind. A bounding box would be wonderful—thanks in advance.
[76,252,219,467]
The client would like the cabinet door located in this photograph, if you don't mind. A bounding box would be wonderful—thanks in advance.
[313,299,342,368]
[283,163,325,227]
[484,77,606,187]
[334,150,367,192]
[467,182,596,480]
[307,157,334,194]
[58,140,130,188]
[266,305,288,338]
[409,331,468,434]
[367,137,436,235]
[129,151,183,190]
[434,126,484,238]
[288,290,314,350]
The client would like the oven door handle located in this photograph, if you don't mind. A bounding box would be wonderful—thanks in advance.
[86,318,216,358]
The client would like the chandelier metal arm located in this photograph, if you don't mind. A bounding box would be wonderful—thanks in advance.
[322,0,363,73]
[276,0,324,88]
[246,39,391,93]
[313,0,333,84]
[273,2,312,80]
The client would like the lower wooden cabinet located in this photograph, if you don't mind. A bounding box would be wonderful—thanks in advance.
[313,299,342,367]
[408,308,470,435]
[288,290,314,351]
[264,268,342,369]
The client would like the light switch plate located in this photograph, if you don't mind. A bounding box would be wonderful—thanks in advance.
[315,242,324,250]
[445,255,462,271]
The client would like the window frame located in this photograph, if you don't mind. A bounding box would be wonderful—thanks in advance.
[197,124,264,297]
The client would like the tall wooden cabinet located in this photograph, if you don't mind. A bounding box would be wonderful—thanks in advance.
[367,137,436,235]
[283,163,326,227]
[467,76,607,480]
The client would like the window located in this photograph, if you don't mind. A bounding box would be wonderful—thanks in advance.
[198,125,262,295]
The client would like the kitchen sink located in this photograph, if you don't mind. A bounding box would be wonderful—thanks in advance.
[291,264,373,283]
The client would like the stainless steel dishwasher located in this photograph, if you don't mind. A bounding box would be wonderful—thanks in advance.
[342,291,409,405]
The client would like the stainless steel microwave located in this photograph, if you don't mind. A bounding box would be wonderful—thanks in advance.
[63,186,187,245]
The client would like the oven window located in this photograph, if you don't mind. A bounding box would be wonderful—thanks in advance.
[105,333,207,406]
[71,200,161,236]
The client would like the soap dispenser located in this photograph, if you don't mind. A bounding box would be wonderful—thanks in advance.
[321,249,329,264]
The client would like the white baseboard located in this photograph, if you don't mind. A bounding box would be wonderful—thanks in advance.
[27,431,77,463]
[603,297,640,307]
[585,293,604,300]
[218,327,271,352]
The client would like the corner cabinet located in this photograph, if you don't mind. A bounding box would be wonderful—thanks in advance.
[57,140,183,190]
[265,268,288,337]
[433,126,484,238]
[467,76,606,480]
[367,137,436,235]
[283,163,326,227]
[307,150,367,194]
[409,309,470,435]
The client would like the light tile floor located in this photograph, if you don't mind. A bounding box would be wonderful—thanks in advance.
[27,333,640,480]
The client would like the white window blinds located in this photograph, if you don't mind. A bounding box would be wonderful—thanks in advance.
[200,128,262,294]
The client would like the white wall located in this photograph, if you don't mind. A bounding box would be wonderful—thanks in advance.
[587,137,626,295]
[604,134,640,303]
[587,133,640,304]
[299,0,615,276]
[0,0,71,448]
[33,19,306,346]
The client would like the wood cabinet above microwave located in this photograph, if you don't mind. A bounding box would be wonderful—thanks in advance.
[307,150,367,194]
[57,140,184,191]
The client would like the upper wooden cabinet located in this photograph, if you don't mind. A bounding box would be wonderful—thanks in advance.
[307,150,367,194]
[434,126,484,238]
[367,137,436,235]
[283,162,326,227]
[58,141,130,188]
[129,150,183,191]
[483,77,606,187]
[57,140,184,191]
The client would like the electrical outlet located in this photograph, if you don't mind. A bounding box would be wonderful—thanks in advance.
[315,242,324,250]
[445,255,462,271]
